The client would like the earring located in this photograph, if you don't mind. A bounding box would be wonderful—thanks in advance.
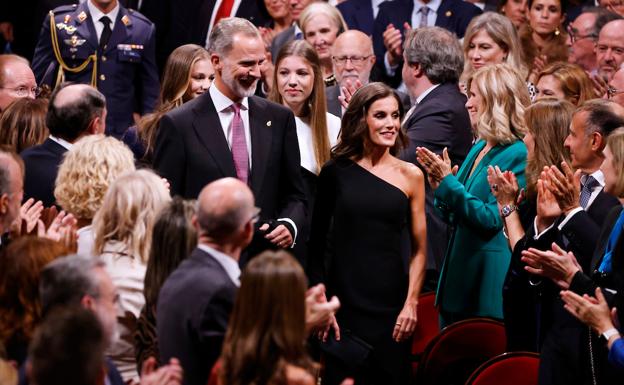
[554,27,560,36]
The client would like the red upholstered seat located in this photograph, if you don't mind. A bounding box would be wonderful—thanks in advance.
[465,352,540,385]
[411,292,440,374]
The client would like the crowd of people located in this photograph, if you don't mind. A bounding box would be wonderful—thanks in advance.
[1,0,624,384]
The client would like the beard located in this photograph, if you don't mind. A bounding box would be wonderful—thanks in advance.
[221,69,258,98]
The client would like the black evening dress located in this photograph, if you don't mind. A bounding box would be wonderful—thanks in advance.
[308,158,412,385]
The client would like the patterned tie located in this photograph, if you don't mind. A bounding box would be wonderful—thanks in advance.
[213,0,235,28]
[579,175,599,209]
[99,16,112,51]
[419,6,430,28]
[230,103,249,184]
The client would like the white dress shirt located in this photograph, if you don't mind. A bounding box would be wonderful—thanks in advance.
[411,0,442,28]
[48,135,73,150]
[197,243,241,287]
[86,0,120,42]
[372,0,392,18]
[209,84,253,166]
[296,113,341,174]
[402,83,440,124]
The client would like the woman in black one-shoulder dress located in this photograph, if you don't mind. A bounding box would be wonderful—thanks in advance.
[308,83,428,385]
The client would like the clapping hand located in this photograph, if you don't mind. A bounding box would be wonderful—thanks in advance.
[591,73,609,98]
[382,23,411,67]
[10,198,44,237]
[544,162,581,214]
[561,287,618,336]
[416,147,458,190]
[521,242,581,289]
[535,175,563,233]
[37,210,78,252]
[140,357,183,385]
[487,166,521,206]
[338,78,363,110]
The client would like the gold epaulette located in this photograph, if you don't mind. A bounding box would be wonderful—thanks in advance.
[49,10,98,88]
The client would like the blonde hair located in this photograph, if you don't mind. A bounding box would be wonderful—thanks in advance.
[93,170,171,264]
[299,2,348,37]
[54,135,135,220]
[468,63,529,144]
[606,127,624,197]
[461,12,527,82]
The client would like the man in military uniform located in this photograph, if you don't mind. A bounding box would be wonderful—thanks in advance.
[31,0,159,138]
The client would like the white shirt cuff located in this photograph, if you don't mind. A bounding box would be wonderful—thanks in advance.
[533,217,555,240]
[557,207,583,231]
[277,217,298,248]
[384,53,398,76]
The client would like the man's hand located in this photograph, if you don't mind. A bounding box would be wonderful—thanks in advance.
[535,176,562,232]
[140,357,183,385]
[545,162,581,214]
[261,223,293,248]
[37,210,78,252]
[383,23,409,67]
[591,73,609,98]
[338,78,363,110]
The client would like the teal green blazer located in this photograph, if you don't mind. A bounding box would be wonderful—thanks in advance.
[434,139,527,319]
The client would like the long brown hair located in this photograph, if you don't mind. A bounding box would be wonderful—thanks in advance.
[269,40,331,173]
[219,251,315,385]
[524,98,573,198]
[138,44,210,157]
[537,62,597,106]
[332,82,406,160]
[0,98,48,153]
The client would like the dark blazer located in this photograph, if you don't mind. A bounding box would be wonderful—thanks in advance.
[157,247,238,385]
[270,25,298,61]
[20,138,67,207]
[337,0,375,36]
[399,83,472,271]
[325,84,411,117]
[372,0,482,87]
[152,91,307,261]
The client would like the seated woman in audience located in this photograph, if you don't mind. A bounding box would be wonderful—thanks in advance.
[0,98,48,153]
[309,82,427,385]
[54,135,135,257]
[520,0,568,84]
[92,169,170,382]
[461,12,527,89]
[219,251,318,385]
[299,2,347,87]
[498,0,528,28]
[135,197,197,370]
[259,0,293,49]
[124,44,213,162]
[0,237,69,365]
[417,64,529,327]
[487,98,573,351]
[535,62,596,105]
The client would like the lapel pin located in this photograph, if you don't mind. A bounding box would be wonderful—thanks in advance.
[121,15,131,26]
[445,10,452,17]
[78,11,87,23]
[266,121,272,127]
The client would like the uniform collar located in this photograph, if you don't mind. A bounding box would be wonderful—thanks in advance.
[86,0,120,29]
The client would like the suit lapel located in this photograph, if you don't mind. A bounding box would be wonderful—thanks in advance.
[75,3,99,50]
[464,143,507,191]
[192,94,237,178]
[456,140,483,185]
[435,0,453,30]
[104,7,130,54]
[249,98,271,195]
[354,0,374,32]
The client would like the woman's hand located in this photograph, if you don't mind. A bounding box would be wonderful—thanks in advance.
[9,198,45,237]
[521,242,581,289]
[487,166,519,206]
[561,287,617,335]
[393,300,417,342]
[535,176,562,232]
[416,147,457,190]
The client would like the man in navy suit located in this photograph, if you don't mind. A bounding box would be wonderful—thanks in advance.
[336,0,382,36]
[373,0,481,88]
[20,83,106,207]
[152,17,306,264]
[31,0,159,138]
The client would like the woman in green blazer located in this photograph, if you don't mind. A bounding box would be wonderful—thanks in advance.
[417,64,530,327]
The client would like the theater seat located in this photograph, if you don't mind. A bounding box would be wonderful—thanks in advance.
[465,352,540,385]
[416,318,507,385]
[411,292,439,374]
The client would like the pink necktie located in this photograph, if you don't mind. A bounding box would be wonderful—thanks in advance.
[230,103,249,184]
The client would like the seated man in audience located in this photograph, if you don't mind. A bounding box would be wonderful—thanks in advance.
[595,19,624,88]
[0,151,23,246]
[0,54,37,113]
[400,27,473,275]
[607,67,624,107]
[20,83,106,207]
[37,254,182,385]
[567,8,620,75]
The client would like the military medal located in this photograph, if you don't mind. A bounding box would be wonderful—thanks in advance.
[78,11,87,23]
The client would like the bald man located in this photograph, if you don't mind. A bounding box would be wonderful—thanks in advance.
[0,54,37,112]
[21,83,106,206]
[596,20,624,81]
[158,177,256,385]
[607,68,624,107]
[0,151,24,241]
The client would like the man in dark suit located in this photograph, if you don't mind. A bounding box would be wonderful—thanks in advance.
[399,27,472,276]
[373,0,481,88]
[21,83,106,207]
[0,54,37,112]
[152,17,306,263]
[31,0,159,138]
[157,178,254,385]
[336,0,377,36]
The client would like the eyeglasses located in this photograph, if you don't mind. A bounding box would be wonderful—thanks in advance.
[332,55,372,65]
[566,25,596,44]
[0,85,42,97]
[607,85,624,99]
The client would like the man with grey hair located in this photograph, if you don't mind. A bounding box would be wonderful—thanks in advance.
[157,177,255,385]
[0,150,24,243]
[0,54,38,113]
[153,17,306,265]
[400,27,473,279]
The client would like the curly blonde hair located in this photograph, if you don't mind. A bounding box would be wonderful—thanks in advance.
[54,135,135,220]
[93,170,171,264]
[467,63,529,144]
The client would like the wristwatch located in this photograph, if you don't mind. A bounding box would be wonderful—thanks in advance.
[500,204,517,218]
[600,328,620,343]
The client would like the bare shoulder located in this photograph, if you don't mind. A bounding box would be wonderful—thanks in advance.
[395,159,424,181]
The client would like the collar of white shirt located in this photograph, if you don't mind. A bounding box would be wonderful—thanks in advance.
[48,135,73,150]
[197,243,241,287]
[86,0,120,32]
[415,83,440,104]
[209,84,249,113]
[414,0,442,14]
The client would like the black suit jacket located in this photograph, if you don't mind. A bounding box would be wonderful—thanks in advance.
[152,91,307,260]
[337,0,375,36]
[20,138,67,207]
[399,83,473,271]
[157,247,238,385]
[372,0,482,88]
[270,25,297,61]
